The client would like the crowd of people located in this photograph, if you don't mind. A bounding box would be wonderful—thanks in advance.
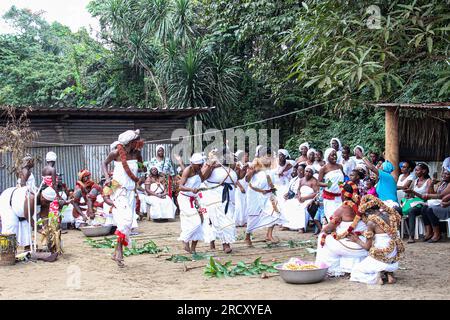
[1,130,449,284]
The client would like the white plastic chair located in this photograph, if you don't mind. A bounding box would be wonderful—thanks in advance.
[440,218,450,238]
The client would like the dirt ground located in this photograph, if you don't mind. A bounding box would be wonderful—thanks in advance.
[0,217,449,300]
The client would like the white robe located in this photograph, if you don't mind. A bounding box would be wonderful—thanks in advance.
[0,187,32,247]
[145,182,176,220]
[201,167,237,244]
[246,170,286,233]
[234,177,248,227]
[111,160,138,247]
[350,233,399,284]
[282,185,314,230]
[315,220,368,277]
[178,175,204,242]
[323,169,344,221]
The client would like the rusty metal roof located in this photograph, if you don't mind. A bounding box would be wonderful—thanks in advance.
[371,102,450,110]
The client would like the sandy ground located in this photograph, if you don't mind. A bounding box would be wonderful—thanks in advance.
[0,217,449,300]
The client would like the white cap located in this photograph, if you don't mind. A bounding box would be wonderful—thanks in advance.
[190,153,204,164]
[299,142,309,151]
[118,130,140,145]
[46,152,57,162]
[278,149,290,158]
[41,187,57,202]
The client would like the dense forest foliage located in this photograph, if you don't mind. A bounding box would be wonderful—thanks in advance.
[1,0,449,155]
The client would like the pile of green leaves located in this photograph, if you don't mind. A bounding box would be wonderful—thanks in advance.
[84,237,168,256]
[204,257,278,278]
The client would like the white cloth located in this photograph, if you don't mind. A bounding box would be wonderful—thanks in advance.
[234,178,248,227]
[443,157,450,171]
[315,220,368,277]
[42,187,57,202]
[246,170,286,233]
[17,173,36,191]
[118,130,139,145]
[278,149,290,159]
[111,160,138,246]
[412,178,430,194]
[178,175,204,242]
[190,153,204,164]
[201,167,237,244]
[282,185,314,230]
[351,156,365,168]
[45,152,57,162]
[145,183,176,219]
[397,174,414,203]
[350,233,399,284]
[299,142,309,152]
[323,169,345,221]
[342,158,356,177]
[0,187,32,246]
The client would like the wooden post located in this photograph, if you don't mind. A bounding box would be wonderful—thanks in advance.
[385,107,399,179]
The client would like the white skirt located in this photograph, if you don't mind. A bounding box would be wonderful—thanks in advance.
[315,220,368,277]
[145,194,176,220]
[350,234,399,284]
[177,194,203,242]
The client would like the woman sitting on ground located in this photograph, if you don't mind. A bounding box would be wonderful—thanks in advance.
[144,166,177,221]
[419,169,450,243]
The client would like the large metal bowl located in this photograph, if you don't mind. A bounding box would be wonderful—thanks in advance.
[275,264,328,284]
[80,225,112,237]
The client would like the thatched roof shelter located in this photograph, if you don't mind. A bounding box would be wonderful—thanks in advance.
[372,102,450,177]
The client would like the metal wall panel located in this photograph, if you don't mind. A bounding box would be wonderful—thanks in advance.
[0,143,174,192]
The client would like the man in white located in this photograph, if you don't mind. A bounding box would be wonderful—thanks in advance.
[102,129,144,267]
[0,186,56,248]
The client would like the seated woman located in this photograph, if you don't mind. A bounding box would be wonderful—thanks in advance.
[403,163,433,243]
[315,182,368,277]
[420,169,450,243]
[349,195,404,285]
[144,166,176,221]
[396,160,415,203]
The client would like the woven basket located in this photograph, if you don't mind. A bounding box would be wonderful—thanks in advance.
[0,234,17,266]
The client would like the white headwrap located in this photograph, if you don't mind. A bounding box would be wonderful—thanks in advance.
[118,129,140,145]
[156,145,165,154]
[305,165,316,174]
[41,187,57,202]
[355,164,368,174]
[46,151,57,162]
[235,150,244,160]
[307,148,317,157]
[278,149,290,159]
[330,138,342,151]
[353,145,364,155]
[190,153,204,164]
[299,142,310,152]
[110,141,120,151]
[324,148,336,163]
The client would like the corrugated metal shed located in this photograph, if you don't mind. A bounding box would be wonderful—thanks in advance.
[0,143,173,192]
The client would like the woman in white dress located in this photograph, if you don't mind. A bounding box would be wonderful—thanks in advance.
[234,150,250,227]
[177,153,205,254]
[351,145,366,168]
[144,166,176,220]
[396,160,415,203]
[282,165,319,232]
[330,138,343,164]
[318,148,345,222]
[244,148,286,246]
[272,149,294,211]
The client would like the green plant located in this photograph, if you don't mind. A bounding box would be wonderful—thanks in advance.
[204,257,278,278]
